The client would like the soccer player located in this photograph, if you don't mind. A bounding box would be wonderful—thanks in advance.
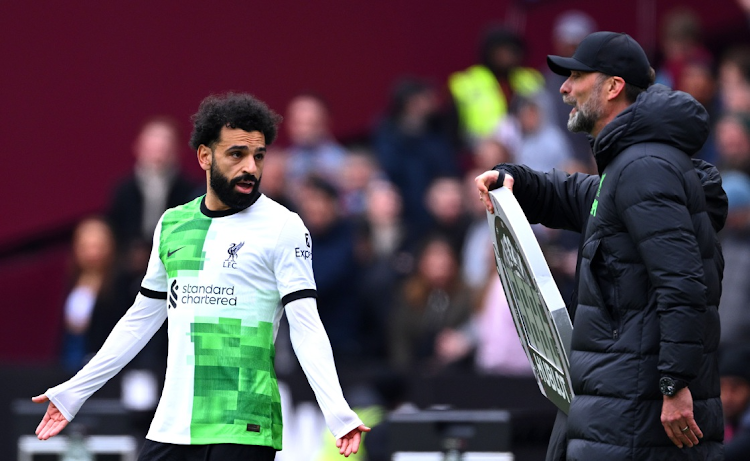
[33,93,369,460]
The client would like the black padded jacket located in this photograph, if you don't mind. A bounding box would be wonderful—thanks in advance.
[493,84,727,460]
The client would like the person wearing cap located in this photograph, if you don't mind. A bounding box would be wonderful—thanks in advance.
[476,31,726,460]
[719,346,750,460]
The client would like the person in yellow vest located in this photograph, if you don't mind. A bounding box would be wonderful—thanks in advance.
[449,26,544,148]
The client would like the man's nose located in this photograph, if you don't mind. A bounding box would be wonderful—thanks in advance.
[560,76,572,95]
[241,157,258,175]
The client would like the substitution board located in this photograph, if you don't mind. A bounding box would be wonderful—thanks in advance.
[486,187,574,414]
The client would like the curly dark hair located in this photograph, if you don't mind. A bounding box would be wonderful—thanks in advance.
[189,92,282,150]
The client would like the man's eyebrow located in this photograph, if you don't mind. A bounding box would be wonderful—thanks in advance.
[226,145,267,153]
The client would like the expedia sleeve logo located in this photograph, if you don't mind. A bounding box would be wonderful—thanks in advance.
[295,232,312,260]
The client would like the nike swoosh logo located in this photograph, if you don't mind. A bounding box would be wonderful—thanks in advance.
[167,246,186,257]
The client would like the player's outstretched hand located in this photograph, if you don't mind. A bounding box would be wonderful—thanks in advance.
[336,424,371,457]
[32,394,69,440]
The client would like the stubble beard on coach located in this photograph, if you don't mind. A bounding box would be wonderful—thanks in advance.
[565,81,605,135]
[210,162,261,210]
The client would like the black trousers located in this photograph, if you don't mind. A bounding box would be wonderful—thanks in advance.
[138,439,277,461]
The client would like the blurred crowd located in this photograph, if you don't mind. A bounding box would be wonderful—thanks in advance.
[54,6,750,459]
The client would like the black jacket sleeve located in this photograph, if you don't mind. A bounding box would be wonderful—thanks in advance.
[491,163,599,233]
[615,156,706,383]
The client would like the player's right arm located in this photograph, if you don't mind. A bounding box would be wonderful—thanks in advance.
[33,216,170,440]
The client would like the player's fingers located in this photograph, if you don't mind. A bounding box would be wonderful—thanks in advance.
[32,394,49,403]
[35,410,51,436]
[350,431,361,454]
[503,175,514,191]
[47,420,67,438]
[339,437,347,454]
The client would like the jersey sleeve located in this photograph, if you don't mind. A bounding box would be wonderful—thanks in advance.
[45,293,167,421]
[140,215,168,296]
[273,213,317,305]
[286,297,363,439]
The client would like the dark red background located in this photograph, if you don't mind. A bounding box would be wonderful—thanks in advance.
[2,0,746,363]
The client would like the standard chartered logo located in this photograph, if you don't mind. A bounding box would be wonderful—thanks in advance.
[180,283,238,306]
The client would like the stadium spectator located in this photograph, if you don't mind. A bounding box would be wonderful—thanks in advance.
[716,112,750,175]
[388,235,473,373]
[296,176,363,361]
[448,26,544,150]
[423,176,473,256]
[435,275,534,376]
[655,7,712,92]
[477,31,726,459]
[60,217,116,371]
[718,46,750,114]
[259,147,296,211]
[108,116,199,258]
[372,77,457,232]
[284,93,347,191]
[677,56,720,164]
[719,345,750,460]
[339,148,381,217]
[355,180,417,364]
[497,93,574,171]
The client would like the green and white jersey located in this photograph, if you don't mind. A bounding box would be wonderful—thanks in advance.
[45,193,362,450]
[141,195,316,448]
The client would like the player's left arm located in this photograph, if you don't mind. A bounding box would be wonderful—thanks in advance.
[286,298,370,456]
[274,214,369,456]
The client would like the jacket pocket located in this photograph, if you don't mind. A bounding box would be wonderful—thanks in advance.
[586,238,622,340]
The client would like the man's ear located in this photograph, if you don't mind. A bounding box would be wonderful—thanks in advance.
[607,76,627,101]
[197,145,212,172]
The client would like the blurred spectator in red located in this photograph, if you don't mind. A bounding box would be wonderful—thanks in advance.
[372,77,457,232]
[719,346,750,460]
[285,93,347,191]
[542,10,597,166]
[716,171,750,348]
[108,116,199,261]
[61,217,116,371]
[296,176,362,361]
[424,176,472,255]
[448,26,544,150]
[655,7,713,92]
[259,147,296,211]
[388,235,473,373]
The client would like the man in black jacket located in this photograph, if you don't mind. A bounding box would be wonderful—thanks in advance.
[476,32,726,460]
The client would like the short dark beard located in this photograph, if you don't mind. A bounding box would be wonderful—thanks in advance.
[567,76,606,134]
[210,160,261,210]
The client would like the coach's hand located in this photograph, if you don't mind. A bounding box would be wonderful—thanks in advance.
[32,394,69,440]
[475,170,514,214]
[336,424,371,457]
[661,387,702,448]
